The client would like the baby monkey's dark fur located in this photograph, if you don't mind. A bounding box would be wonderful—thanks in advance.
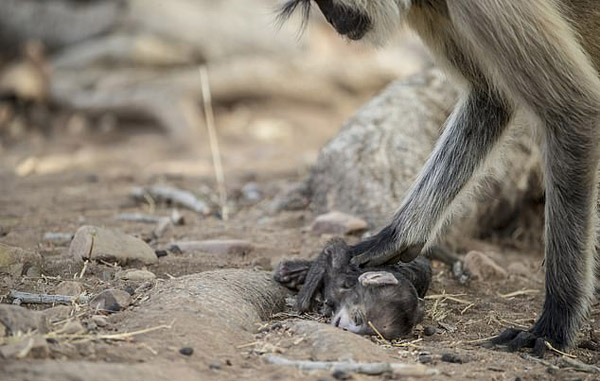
[274,239,460,339]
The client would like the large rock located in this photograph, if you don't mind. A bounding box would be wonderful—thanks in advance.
[0,243,42,276]
[69,225,157,266]
[306,68,542,246]
[0,305,48,336]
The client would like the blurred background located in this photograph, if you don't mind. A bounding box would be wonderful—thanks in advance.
[0,0,429,180]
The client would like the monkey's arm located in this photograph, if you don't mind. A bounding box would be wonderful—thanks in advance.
[273,260,313,291]
[350,86,512,267]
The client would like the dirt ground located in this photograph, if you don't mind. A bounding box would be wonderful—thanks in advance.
[1,35,599,381]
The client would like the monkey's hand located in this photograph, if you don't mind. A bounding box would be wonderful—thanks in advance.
[349,226,424,267]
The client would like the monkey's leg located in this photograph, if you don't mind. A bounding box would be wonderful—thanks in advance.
[493,122,599,356]
[351,89,511,266]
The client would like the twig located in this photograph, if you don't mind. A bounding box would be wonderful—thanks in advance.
[199,65,228,221]
[557,357,600,374]
[499,289,539,299]
[545,341,576,358]
[130,186,210,215]
[264,355,438,377]
[45,323,173,343]
[78,260,88,279]
[9,290,89,304]
[368,321,388,343]
[117,213,163,224]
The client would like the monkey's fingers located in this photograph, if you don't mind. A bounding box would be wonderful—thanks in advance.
[351,244,423,267]
[490,328,547,357]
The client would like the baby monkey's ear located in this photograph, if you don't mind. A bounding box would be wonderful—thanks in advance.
[358,271,398,286]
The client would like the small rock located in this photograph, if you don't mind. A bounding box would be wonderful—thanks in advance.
[311,211,368,235]
[241,182,262,203]
[91,315,109,327]
[117,269,156,281]
[89,289,132,313]
[418,353,433,364]
[53,281,84,297]
[0,305,48,336]
[41,305,73,323]
[168,240,254,256]
[155,250,168,258]
[179,347,194,356]
[441,353,466,364]
[42,232,73,245]
[463,251,507,281]
[25,265,41,278]
[423,326,437,336]
[250,257,272,270]
[59,320,86,334]
[507,261,530,277]
[0,243,42,276]
[332,370,351,380]
[209,362,222,370]
[69,225,158,265]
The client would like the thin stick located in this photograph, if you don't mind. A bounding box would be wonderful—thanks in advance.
[9,290,89,304]
[368,321,388,343]
[499,289,539,298]
[265,355,438,377]
[545,341,576,358]
[78,260,88,279]
[199,65,228,221]
[45,323,172,342]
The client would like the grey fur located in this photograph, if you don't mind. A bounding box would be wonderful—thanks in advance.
[283,0,600,354]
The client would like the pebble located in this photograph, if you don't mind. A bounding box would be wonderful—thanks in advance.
[89,289,132,313]
[209,362,222,370]
[41,305,73,323]
[0,243,42,276]
[250,257,272,270]
[59,320,86,334]
[53,281,84,296]
[241,182,262,203]
[418,353,433,364]
[168,240,254,256]
[423,326,437,336]
[311,211,368,235]
[332,370,351,380]
[463,251,508,281]
[179,347,194,356]
[91,315,109,327]
[441,353,467,364]
[117,269,156,281]
[69,225,158,265]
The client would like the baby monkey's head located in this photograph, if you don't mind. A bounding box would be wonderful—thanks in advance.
[279,0,410,45]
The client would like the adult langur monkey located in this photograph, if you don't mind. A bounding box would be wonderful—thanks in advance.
[279,0,600,356]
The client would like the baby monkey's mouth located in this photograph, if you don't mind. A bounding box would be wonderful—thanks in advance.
[279,0,372,41]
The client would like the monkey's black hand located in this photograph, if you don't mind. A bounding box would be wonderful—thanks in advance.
[490,328,549,357]
[349,226,424,267]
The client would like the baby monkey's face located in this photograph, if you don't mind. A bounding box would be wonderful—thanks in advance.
[330,271,423,339]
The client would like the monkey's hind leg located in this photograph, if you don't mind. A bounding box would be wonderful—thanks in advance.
[493,121,600,356]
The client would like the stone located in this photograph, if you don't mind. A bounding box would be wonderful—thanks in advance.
[53,281,84,296]
[311,211,368,235]
[0,243,42,276]
[41,305,73,323]
[0,305,48,336]
[59,320,86,334]
[441,353,467,364]
[463,251,508,281]
[250,257,272,270]
[91,315,109,327]
[168,240,254,256]
[69,225,158,265]
[117,269,156,281]
[179,347,194,356]
[507,261,531,277]
[89,289,132,313]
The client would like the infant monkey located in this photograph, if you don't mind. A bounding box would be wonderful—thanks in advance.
[274,238,435,339]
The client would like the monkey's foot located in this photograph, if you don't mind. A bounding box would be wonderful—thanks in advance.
[490,328,550,357]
